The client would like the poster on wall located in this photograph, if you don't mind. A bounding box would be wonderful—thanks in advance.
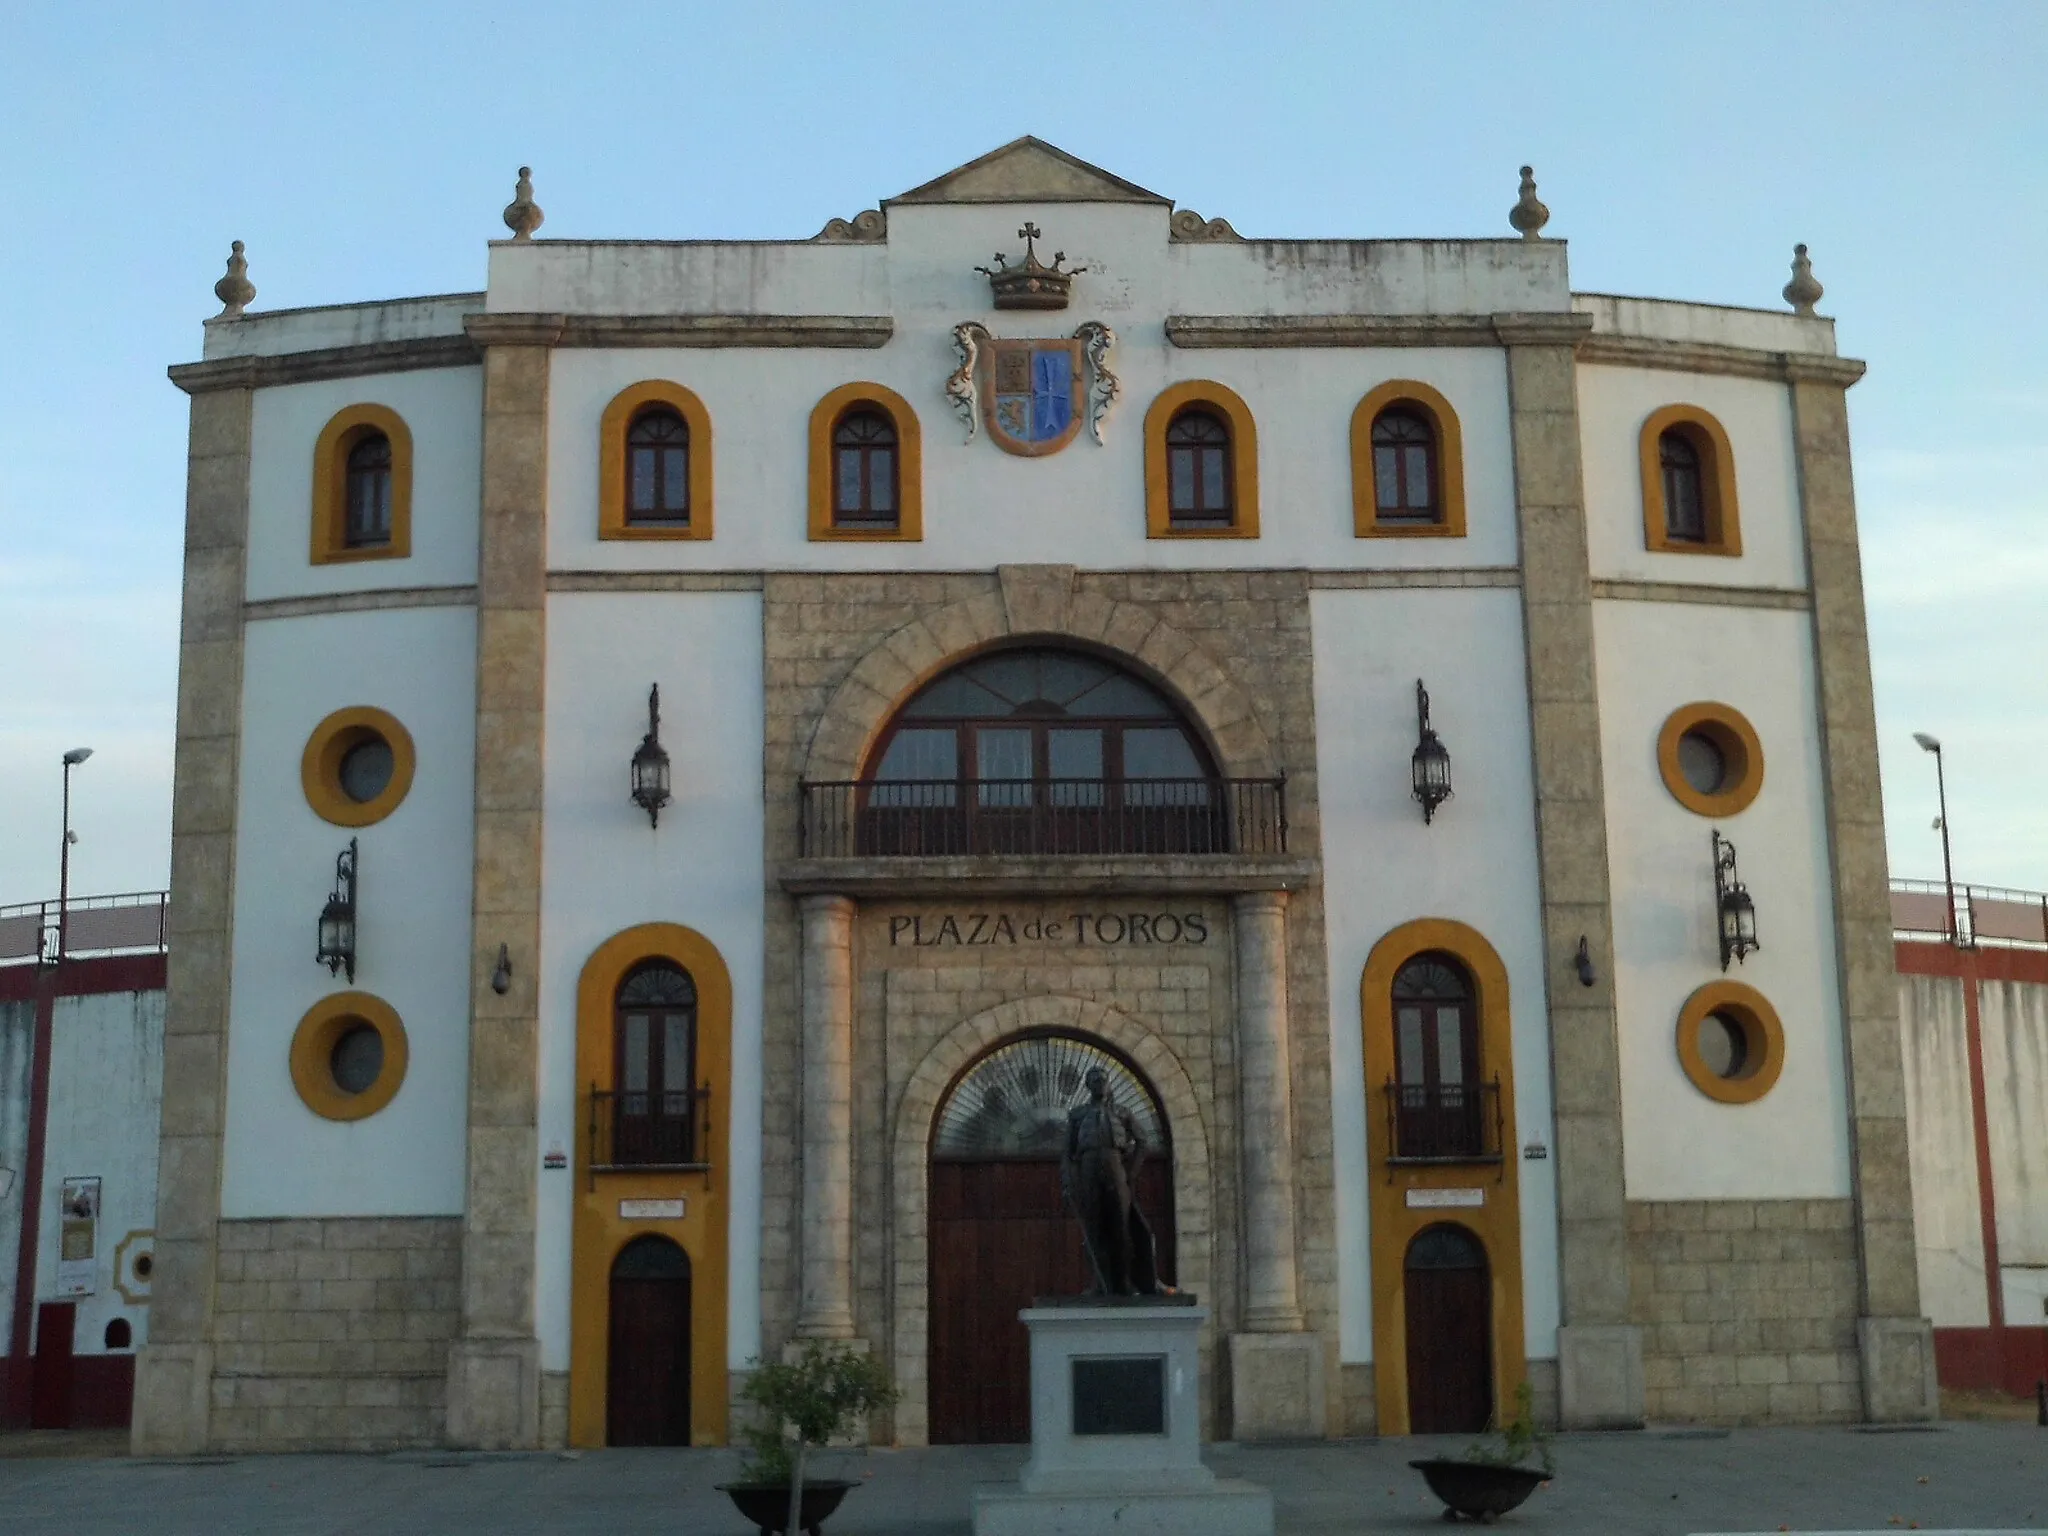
[57,1176,100,1296]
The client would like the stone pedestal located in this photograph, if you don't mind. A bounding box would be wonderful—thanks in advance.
[1556,1322,1644,1430]
[1227,1331,1326,1441]
[973,1303,1272,1536]
[1857,1315,1939,1422]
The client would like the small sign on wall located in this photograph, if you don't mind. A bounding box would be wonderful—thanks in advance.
[619,1198,686,1220]
[57,1176,101,1296]
[1404,1187,1484,1210]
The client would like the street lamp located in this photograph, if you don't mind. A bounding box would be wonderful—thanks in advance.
[1913,732,1959,945]
[1712,830,1760,971]
[630,684,673,828]
[57,747,93,962]
[1410,679,1453,824]
[316,839,359,982]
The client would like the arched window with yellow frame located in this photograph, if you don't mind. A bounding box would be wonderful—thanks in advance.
[807,382,923,542]
[599,381,715,540]
[1639,404,1741,556]
[1143,380,1259,539]
[311,404,413,564]
[1350,379,1467,539]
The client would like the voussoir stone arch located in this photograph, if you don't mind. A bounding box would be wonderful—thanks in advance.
[799,576,1279,784]
[887,994,1214,1445]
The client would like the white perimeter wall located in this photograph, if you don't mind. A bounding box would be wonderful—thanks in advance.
[1310,587,1559,1363]
[1577,364,1809,591]
[536,593,766,1374]
[36,989,163,1354]
[245,369,482,602]
[222,607,477,1216]
[1596,601,1851,1199]
[1898,973,1990,1328]
[1980,979,2048,1324]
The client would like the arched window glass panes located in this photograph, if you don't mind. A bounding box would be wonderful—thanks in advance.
[609,962,700,1167]
[832,410,898,529]
[1165,409,1233,528]
[861,648,1221,854]
[626,408,690,525]
[1660,429,1706,543]
[933,1033,1167,1159]
[344,433,394,548]
[1390,954,1489,1162]
[1371,409,1438,523]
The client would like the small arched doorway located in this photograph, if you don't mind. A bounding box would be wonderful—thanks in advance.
[607,1235,692,1445]
[928,1032,1175,1444]
[1404,1224,1492,1434]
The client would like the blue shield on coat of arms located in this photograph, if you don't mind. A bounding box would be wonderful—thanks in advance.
[986,339,1084,455]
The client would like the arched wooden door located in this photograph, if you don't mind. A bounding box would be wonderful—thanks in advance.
[608,1235,692,1445]
[1404,1223,1492,1434]
[928,1033,1175,1444]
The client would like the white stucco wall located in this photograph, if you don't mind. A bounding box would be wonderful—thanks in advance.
[245,368,483,602]
[222,606,477,1217]
[34,989,163,1355]
[1980,979,2048,1270]
[1577,364,1809,591]
[536,593,767,1374]
[1897,973,1991,1328]
[1310,587,1559,1363]
[1597,601,1851,1199]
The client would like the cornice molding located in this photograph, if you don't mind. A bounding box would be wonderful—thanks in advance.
[244,585,479,621]
[778,854,1320,898]
[1165,312,1595,349]
[168,335,479,394]
[1591,578,1811,611]
[551,314,894,348]
[1579,333,1866,387]
[462,312,566,347]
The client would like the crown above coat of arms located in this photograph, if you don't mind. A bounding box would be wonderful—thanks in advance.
[976,224,1086,310]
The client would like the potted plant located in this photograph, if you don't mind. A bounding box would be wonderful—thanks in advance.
[718,1341,900,1536]
[1409,1381,1554,1523]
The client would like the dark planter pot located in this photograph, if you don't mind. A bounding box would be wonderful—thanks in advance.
[716,1480,855,1536]
[1408,1459,1547,1522]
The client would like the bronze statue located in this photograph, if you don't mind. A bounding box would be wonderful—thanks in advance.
[1061,1067,1163,1296]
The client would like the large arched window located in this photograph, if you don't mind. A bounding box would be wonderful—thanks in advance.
[858,648,1223,855]
[1389,954,1492,1162]
[608,961,703,1168]
[626,407,691,527]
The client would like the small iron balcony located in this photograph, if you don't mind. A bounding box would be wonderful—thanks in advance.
[1383,1080,1504,1167]
[586,1086,711,1187]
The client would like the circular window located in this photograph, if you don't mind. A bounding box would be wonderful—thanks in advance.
[302,707,416,827]
[134,1253,154,1279]
[290,992,409,1121]
[1675,981,1783,1104]
[1657,703,1763,816]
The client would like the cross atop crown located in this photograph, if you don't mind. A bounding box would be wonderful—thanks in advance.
[975,224,1086,311]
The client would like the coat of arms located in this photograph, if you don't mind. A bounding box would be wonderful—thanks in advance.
[946,320,1119,457]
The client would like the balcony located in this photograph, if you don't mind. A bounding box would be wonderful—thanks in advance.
[1383,1080,1503,1167]
[586,1087,711,1187]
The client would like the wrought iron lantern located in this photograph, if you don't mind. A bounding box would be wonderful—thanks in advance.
[1712,830,1759,970]
[1411,679,1453,824]
[316,838,358,982]
[1574,935,1597,988]
[630,684,672,827]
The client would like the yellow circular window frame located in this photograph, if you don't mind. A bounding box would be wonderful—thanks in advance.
[1675,980,1784,1104]
[290,991,409,1122]
[301,706,417,827]
[1656,701,1763,817]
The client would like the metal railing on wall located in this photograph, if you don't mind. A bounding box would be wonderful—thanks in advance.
[1383,1080,1505,1168]
[585,1086,712,1189]
[0,890,169,968]
[1891,878,2048,951]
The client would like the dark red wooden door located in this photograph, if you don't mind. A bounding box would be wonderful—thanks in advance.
[929,1158,1174,1444]
[607,1239,692,1446]
[29,1302,76,1430]
[1403,1226,1491,1434]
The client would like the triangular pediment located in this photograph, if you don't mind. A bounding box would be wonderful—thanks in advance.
[887,137,1171,207]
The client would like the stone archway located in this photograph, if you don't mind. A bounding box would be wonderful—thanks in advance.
[799,565,1279,787]
[888,995,1214,1445]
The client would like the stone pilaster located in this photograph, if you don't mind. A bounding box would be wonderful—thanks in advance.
[445,317,559,1447]
[1501,325,1644,1429]
[1788,367,1938,1421]
[132,378,254,1455]
[797,893,858,1339]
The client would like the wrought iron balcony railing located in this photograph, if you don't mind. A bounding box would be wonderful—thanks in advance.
[1383,1080,1503,1167]
[797,777,1287,859]
[586,1086,711,1187]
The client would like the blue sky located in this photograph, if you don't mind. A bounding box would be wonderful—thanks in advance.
[2,1,2043,905]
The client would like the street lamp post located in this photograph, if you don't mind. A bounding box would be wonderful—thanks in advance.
[1912,732,1957,945]
[56,747,93,963]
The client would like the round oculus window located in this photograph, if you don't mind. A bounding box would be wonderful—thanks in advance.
[289,992,408,1120]
[133,1253,154,1279]
[302,707,416,827]
[1675,982,1784,1104]
[1695,1010,1751,1079]
[337,738,396,804]
[1676,730,1727,796]
[329,1022,386,1096]
[1656,703,1763,816]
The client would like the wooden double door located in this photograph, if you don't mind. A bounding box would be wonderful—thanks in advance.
[1403,1224,1493,1434]
[928,1157,1175,1444]
[608,1235,692,1445]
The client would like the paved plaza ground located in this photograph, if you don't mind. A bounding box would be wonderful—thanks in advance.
[0,1424,2043,1534]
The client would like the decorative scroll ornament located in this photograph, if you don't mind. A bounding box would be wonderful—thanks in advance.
[976,222,1086,310]
[213,240,255,319]
[1073,320,1119,445]
[814,208,886,242]
[946,319,1119,455]
[1782,243,1823,317]
[1168,209,1241,242]
[947,322,989,441]
[1509,165,1549,240]
[503,166,544,241]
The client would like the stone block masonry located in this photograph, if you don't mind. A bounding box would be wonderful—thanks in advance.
[1628,1199,1862,1424]
[206,1217,461,1450]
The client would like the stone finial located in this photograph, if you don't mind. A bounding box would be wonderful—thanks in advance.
[213,240,255,319]
[1783,242,1823,316]
[1509,165,1550,240]
[503,166,544,241]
